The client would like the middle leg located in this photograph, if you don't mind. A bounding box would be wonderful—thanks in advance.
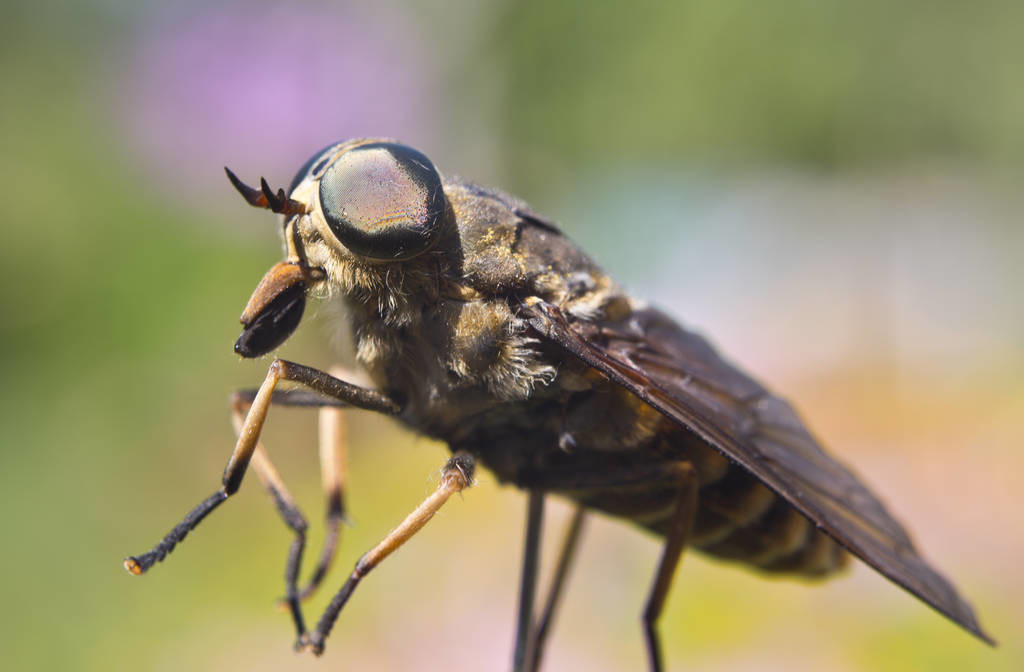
[641,464,697,672]
[512,490,545,672]
[299,401,348,600]
[527,505,586,672]
[307,453,476,656]
[517,460,698,672]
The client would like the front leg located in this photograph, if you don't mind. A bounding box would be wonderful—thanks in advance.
[224,360,400,494]
[123,360,400,577]
[228,365,359,648]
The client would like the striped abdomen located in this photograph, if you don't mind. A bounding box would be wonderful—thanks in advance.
[686,463,848,575]
[567,455,848,578]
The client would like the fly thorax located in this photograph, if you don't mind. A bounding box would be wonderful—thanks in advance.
[443,299,556,401]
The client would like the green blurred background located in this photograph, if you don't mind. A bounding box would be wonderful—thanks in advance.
[2,1,1021,670]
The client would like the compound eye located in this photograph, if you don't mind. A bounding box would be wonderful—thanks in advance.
[318,143,447,261]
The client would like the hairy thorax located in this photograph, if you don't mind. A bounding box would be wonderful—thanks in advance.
[307,178,633,448]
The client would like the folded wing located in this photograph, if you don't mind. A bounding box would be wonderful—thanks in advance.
[522,300,993,645]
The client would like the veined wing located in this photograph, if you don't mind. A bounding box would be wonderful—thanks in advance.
[522,299,993,645]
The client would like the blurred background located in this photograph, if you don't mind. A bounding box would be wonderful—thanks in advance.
[1,1,1021,670]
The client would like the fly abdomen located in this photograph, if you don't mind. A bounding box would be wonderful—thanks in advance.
[687,463,848,577]
[688,464,777,547]
[760,523,849,576]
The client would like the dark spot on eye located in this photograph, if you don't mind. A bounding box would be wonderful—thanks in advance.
[311,156,331,178]
[288,143,341,195]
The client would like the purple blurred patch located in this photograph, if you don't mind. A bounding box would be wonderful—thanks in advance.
[122,2,439,208]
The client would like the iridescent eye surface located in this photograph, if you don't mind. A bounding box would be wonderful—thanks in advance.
[318,142,447,261]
